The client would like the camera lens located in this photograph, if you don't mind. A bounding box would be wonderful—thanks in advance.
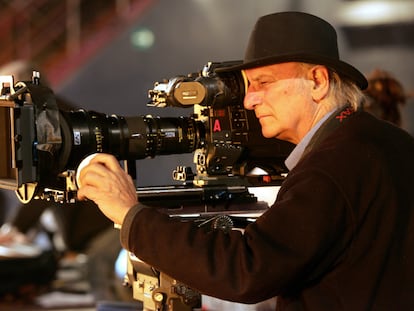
[57,110,204,172]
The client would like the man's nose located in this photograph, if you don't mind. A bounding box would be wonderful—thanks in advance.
[244,91,263,110]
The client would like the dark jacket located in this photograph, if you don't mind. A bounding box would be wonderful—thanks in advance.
[121,109,414,310]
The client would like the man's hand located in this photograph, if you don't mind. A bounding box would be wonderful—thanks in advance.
[77,153,138,225]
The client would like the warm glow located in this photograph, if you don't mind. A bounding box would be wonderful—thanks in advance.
[337,1,414,26]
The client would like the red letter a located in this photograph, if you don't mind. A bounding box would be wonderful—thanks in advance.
[213,119,222,132]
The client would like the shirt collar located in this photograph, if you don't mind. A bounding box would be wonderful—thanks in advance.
[285,110,336,171]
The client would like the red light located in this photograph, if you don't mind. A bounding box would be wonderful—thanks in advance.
[215,109,226,117]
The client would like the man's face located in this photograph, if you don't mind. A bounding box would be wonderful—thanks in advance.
[243,62,315,144]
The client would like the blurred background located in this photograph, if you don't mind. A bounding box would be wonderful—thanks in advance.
[0,1,412,309]
[0,0,413,222]
[1,0,413,186]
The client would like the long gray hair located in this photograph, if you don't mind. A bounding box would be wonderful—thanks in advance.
[328,70,366,111]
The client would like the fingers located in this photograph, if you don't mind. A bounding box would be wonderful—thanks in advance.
[76,154,138,224]
[78,154,125,186]
[88,153,125,173]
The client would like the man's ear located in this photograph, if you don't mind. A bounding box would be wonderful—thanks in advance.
[309,65,330,102]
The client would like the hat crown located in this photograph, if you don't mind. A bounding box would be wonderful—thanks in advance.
[245,12,339,63]
[216,11,367,89]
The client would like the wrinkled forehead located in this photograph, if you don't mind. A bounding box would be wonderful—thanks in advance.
[242,62,306,80]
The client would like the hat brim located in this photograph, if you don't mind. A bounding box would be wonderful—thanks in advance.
[216,54,368,90]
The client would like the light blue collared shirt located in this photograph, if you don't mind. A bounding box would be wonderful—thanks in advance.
[285,110,336,171]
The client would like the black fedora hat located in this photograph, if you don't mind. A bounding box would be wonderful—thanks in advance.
[217,11,368,90]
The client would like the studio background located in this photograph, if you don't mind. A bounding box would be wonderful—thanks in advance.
[57,0,414,186]
[1,0,413,216]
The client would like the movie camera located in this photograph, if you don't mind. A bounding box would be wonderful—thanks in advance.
[0,61,293,204]
[0,61,294,310]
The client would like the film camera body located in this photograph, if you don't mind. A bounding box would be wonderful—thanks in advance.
[0,61,293,204]
[0,61,294,310]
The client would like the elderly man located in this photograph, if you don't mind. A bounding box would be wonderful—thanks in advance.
[77,12,414,310]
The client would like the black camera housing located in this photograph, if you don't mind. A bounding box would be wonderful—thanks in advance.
[0,62,294,204]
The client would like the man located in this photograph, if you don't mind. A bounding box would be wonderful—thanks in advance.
[77,12,414,310]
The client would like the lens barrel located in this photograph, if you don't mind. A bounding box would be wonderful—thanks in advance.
[57,110,203,172]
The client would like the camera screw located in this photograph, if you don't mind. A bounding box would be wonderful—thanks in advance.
[153,292,165,303]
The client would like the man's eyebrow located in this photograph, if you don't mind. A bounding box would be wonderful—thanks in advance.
[249,74,275,82]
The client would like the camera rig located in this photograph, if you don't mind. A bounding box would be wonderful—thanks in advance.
[0,61,294,310]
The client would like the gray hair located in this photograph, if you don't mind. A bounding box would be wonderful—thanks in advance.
[327,70,366,111]
[298,63,366,112]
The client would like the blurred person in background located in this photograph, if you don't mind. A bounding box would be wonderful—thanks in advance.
[363,69,410,127]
